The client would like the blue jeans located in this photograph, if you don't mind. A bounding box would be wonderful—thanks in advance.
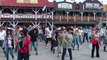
[38,33,44,41]
[17,53,29,60]
[6,47,14,60]
[79,36,83,44]
[83,33,88,43]
[74,38,79,50]
[31,41,38,54]
[62,48,72,60]
[0,40,3,47]
[100,36,104,42]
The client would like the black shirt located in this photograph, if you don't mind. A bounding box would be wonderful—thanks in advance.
[28,28,38,42]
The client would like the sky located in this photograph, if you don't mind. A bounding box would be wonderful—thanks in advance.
[48,0,107,5]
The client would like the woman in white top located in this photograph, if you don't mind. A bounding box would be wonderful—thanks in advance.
[45,27,52,48]
[5,29,14,60]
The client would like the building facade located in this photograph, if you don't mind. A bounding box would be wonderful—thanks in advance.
[0,0,107,27]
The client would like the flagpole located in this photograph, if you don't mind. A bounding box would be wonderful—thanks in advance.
[101,1,103,28]
[46,4,47,27]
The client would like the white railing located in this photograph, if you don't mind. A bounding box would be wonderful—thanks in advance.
[1,13,52,19]
[15,14,35,18]
[1,13,13,18]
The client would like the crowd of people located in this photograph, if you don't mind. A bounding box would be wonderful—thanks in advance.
[0,24,107,60]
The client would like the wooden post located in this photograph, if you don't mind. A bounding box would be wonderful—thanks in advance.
[66,11,70,21]
[10,8,18,20]
[0,21,5,27]
[94,13,96,21]
[9,21,19,28]
[81,12,83,21]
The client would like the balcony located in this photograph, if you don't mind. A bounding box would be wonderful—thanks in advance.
[0,13,107,21]
[54,15,107,21]
[0,13,52,19]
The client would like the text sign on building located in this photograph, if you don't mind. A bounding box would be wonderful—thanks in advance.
[17,0,38,4]
[1,14,52,19]
[1,14,13,18]
[86,3,100,9]
[58,3,72,9]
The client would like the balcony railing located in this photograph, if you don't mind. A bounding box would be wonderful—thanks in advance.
[0,14,107,21]
[0,14,52,19]
[54,15,107,21]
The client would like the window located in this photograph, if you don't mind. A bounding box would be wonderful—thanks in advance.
[76,4,80,9]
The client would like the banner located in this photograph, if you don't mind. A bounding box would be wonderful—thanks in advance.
[17,0,38,4]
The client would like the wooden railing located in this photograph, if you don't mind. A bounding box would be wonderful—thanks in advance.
[54,16,107,21]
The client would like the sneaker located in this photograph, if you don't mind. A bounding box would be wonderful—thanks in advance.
[36,53,38,55]
[96,56,100,58]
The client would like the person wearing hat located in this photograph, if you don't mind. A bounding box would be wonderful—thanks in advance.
[17,29,31,60]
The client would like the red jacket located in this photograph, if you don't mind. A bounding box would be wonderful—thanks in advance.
[18,36,31,54]
[91,37,100,45]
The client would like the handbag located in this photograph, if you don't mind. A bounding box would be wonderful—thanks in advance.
[89,43,92,50]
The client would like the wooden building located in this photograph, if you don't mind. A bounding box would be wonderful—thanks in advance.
[0,0,107,27]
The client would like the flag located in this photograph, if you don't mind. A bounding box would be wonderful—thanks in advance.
[42,5,47,11]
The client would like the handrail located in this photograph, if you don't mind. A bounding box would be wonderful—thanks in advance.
[0,14,107,21]
[54,16,107,21]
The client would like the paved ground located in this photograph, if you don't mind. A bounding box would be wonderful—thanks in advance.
[0,42,107,60]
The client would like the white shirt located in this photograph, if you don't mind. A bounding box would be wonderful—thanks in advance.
[39,29,43,34]
[0,32,3,40]
[7,36,12,48]
[88,29,92,36]
[100,28,105,36]
[46,30,52,38]
[0,30,6,40]
[2,30,6,40]
[45,27,52,38]
[79,29,83,36]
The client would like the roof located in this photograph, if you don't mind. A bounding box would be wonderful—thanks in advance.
[0,0,54,7]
